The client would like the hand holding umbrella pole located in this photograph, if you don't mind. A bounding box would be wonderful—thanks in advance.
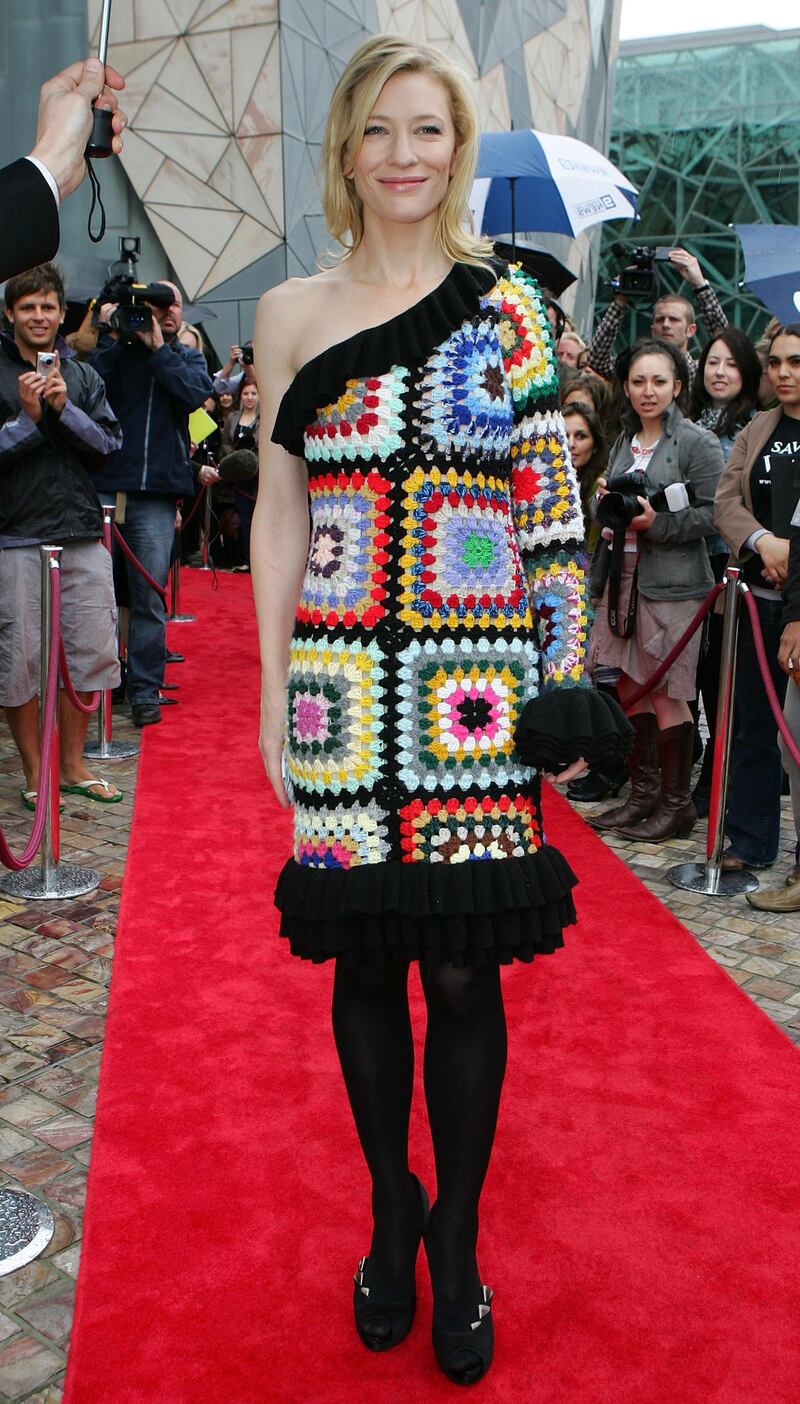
[85,0,114,159]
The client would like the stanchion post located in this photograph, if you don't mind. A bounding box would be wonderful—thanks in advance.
[42,548,61,887]
[168,525,196,621]
[84,506,139,761]
[667,567,758,897]
[200,486,213,572]
[1,548,99,900]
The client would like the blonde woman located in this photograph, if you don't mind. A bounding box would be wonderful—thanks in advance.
[251,35,587,1385]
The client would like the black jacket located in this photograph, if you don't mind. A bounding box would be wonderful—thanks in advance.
[0,333,122,544]
[91,337,213,497]
[0,159,59,282]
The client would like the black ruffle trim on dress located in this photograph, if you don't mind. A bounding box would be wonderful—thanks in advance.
[274,844,577,967]
[271,260,501,458]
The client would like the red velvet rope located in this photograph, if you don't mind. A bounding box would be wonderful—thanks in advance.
[179,482,207,532]
[0,567,62,871]
[622,582,726,710]
[112,524,169,608]
[740,589,800,770]
[58,639,100,714]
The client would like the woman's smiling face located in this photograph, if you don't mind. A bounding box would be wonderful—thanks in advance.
[704,339,743,406]
[349,70,457,228]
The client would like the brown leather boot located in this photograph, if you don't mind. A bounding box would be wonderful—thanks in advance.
[589,712,660,832]
[616,722,697,841]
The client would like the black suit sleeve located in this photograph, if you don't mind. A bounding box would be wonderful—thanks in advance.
[0,159,60,282]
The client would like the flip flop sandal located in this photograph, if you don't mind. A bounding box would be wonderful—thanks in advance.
[59,778,123,804]
[20,789,65,813]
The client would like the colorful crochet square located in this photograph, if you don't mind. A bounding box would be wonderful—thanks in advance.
[293,801,390,868]
[483,267,559,412]
[416,317,514,456]
[398,465,531,631]
[523,550,587,685]
[299,469,391,628]
[398,792,542,864]
[396,635,539,792]
[511,409,583,552]
[286,637,385,796]
[304,367,408,463]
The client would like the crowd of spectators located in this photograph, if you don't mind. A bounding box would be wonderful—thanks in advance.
[549,250,800,912]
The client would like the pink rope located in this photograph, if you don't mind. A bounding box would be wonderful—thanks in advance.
[741,589,800,770]
[59,639,100,714]
[112,524,169,608]
[622,582,726,710]
[0,568,62,871]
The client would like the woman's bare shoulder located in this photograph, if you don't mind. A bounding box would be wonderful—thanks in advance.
[257,270,348,372]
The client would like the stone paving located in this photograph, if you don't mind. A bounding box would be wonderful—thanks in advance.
[0,709,796,1401]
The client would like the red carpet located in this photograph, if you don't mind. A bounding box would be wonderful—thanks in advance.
[65,569,800,1404]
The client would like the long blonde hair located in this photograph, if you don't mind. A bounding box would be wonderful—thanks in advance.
[321,34,493,267]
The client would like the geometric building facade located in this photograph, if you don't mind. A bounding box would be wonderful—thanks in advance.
[1,1,620,354]
[595,24,800,341]
[84,0,621,352]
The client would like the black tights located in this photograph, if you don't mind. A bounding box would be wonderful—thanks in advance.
[331,958,507,1300]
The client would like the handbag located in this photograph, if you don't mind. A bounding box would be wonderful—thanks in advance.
[513,687,634,774]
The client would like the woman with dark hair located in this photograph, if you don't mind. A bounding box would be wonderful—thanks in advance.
[687,328,761,813]
[562,370,614,438]
[562,404,629,804]
[714,323,800,872]
[563,402,607,548]
[588,338,724,839]
[689,328,761,450]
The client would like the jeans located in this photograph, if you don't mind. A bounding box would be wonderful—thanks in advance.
[725,593,788,866]
[779,682,800,867]
[102,493,175,706]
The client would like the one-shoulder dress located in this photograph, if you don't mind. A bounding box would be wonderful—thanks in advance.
[271,261,588,967]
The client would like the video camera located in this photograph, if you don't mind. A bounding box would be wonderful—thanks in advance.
[96,237,174,340]
[609,245,673,300]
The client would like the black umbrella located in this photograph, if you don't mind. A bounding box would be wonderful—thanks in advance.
[492,241,576,297]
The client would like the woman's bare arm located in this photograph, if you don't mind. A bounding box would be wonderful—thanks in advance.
[251,285,310,806]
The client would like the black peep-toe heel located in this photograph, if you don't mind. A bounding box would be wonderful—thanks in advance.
[429,1282,494,1386]
[424,1209,494,1385]
[353,1173,430,1352]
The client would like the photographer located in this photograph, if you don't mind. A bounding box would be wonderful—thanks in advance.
[587,248,728,390]
[212,341,255,398]
[91,280,213,727]
[0,264,122,806]
[587,339,724,841]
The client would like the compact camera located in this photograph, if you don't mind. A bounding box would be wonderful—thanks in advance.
[35,352,58,379]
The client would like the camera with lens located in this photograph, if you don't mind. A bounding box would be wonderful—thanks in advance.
[240,342,254,366]
[96,236,174,341]
[609,244,672,300]
[595,470,651,530]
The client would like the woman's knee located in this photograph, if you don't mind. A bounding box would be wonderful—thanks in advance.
[421,961,500,1020]
[333,957,409,1004]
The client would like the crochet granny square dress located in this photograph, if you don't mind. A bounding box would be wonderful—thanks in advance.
[271,261,588,966]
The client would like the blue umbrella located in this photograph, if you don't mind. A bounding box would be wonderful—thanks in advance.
[471,129,638,245]
[734,224,800,323]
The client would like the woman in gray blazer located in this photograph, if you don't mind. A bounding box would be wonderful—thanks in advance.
[588,338,724,840]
